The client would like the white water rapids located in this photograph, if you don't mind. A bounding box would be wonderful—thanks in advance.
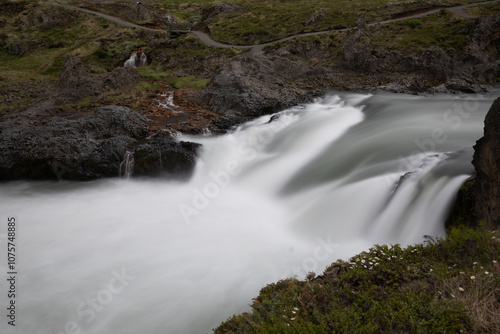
[0,91,497,334]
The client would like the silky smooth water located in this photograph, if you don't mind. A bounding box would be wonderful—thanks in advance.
[0,91,497,334]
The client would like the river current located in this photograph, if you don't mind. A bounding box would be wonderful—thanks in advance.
[0,90,497,333]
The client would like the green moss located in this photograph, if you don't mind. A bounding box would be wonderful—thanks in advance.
[215,226,500,333]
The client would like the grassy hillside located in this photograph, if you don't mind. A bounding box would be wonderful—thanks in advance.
[68,0,493,45]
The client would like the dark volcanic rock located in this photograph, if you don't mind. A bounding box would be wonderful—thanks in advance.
[0,105,203,181]
[195,53,327,117]
[134,134,201,178]
[472,97,500,227]
[339,14,500,93]
[57,55,140,103]
[0,106,151,181]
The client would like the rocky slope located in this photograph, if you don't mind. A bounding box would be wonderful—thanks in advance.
[189,13,499,117]
[0,55,200,181]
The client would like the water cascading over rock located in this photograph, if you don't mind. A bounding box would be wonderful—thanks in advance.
[124,51,148,68]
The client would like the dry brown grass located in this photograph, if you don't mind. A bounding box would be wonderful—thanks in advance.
[441,267,500,333]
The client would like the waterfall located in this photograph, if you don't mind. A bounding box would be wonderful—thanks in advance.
[139,52,148,67]
[123,51,148,68]
[119,150,134,178]
[0,90,497,334]
[124,52,138,68]
[155,91,180,112]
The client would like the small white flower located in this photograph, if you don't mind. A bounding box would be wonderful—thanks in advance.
[493,260,498,264]
[293,307,299,311]
[429,269,433,272]
[473,262,478,265]
[470,276,476,280]
[485,271,489,275]
[291,317,295,321]
[292,311,296,314]
[459,287,464,292]
[361,259,366,264]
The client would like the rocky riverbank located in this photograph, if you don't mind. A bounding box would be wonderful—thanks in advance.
[0,1,499,181]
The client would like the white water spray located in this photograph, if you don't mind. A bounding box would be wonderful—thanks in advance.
[0,91,497,334]
[119,151,134,178]
[124,51,147,68]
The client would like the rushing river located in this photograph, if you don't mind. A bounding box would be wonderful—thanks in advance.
[0,91,497,334]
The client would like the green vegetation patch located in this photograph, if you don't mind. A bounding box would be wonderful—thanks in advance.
[0,2,150,82]
[70,0,488,45]
[466,2,500,16]
[136,66,210,90]
[215,226,500,333]
[367,10,472,54]
[162,0,488,45]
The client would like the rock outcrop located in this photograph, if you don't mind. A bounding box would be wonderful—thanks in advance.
[340,14,500,93]
[0,106,149,180]
[134,134,201,179]
[472,97,500,227]
[195,53,329,117]
[57,55,140,103]
[0,106,200,181]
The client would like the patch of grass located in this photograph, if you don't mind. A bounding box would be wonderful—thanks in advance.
[136,67,209,89]
[137,66,169,81]
[170,76,210,89]
[368,10,471,54]
[466,2,500,16]
[215,226,500,333]
[406,18,423,29]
